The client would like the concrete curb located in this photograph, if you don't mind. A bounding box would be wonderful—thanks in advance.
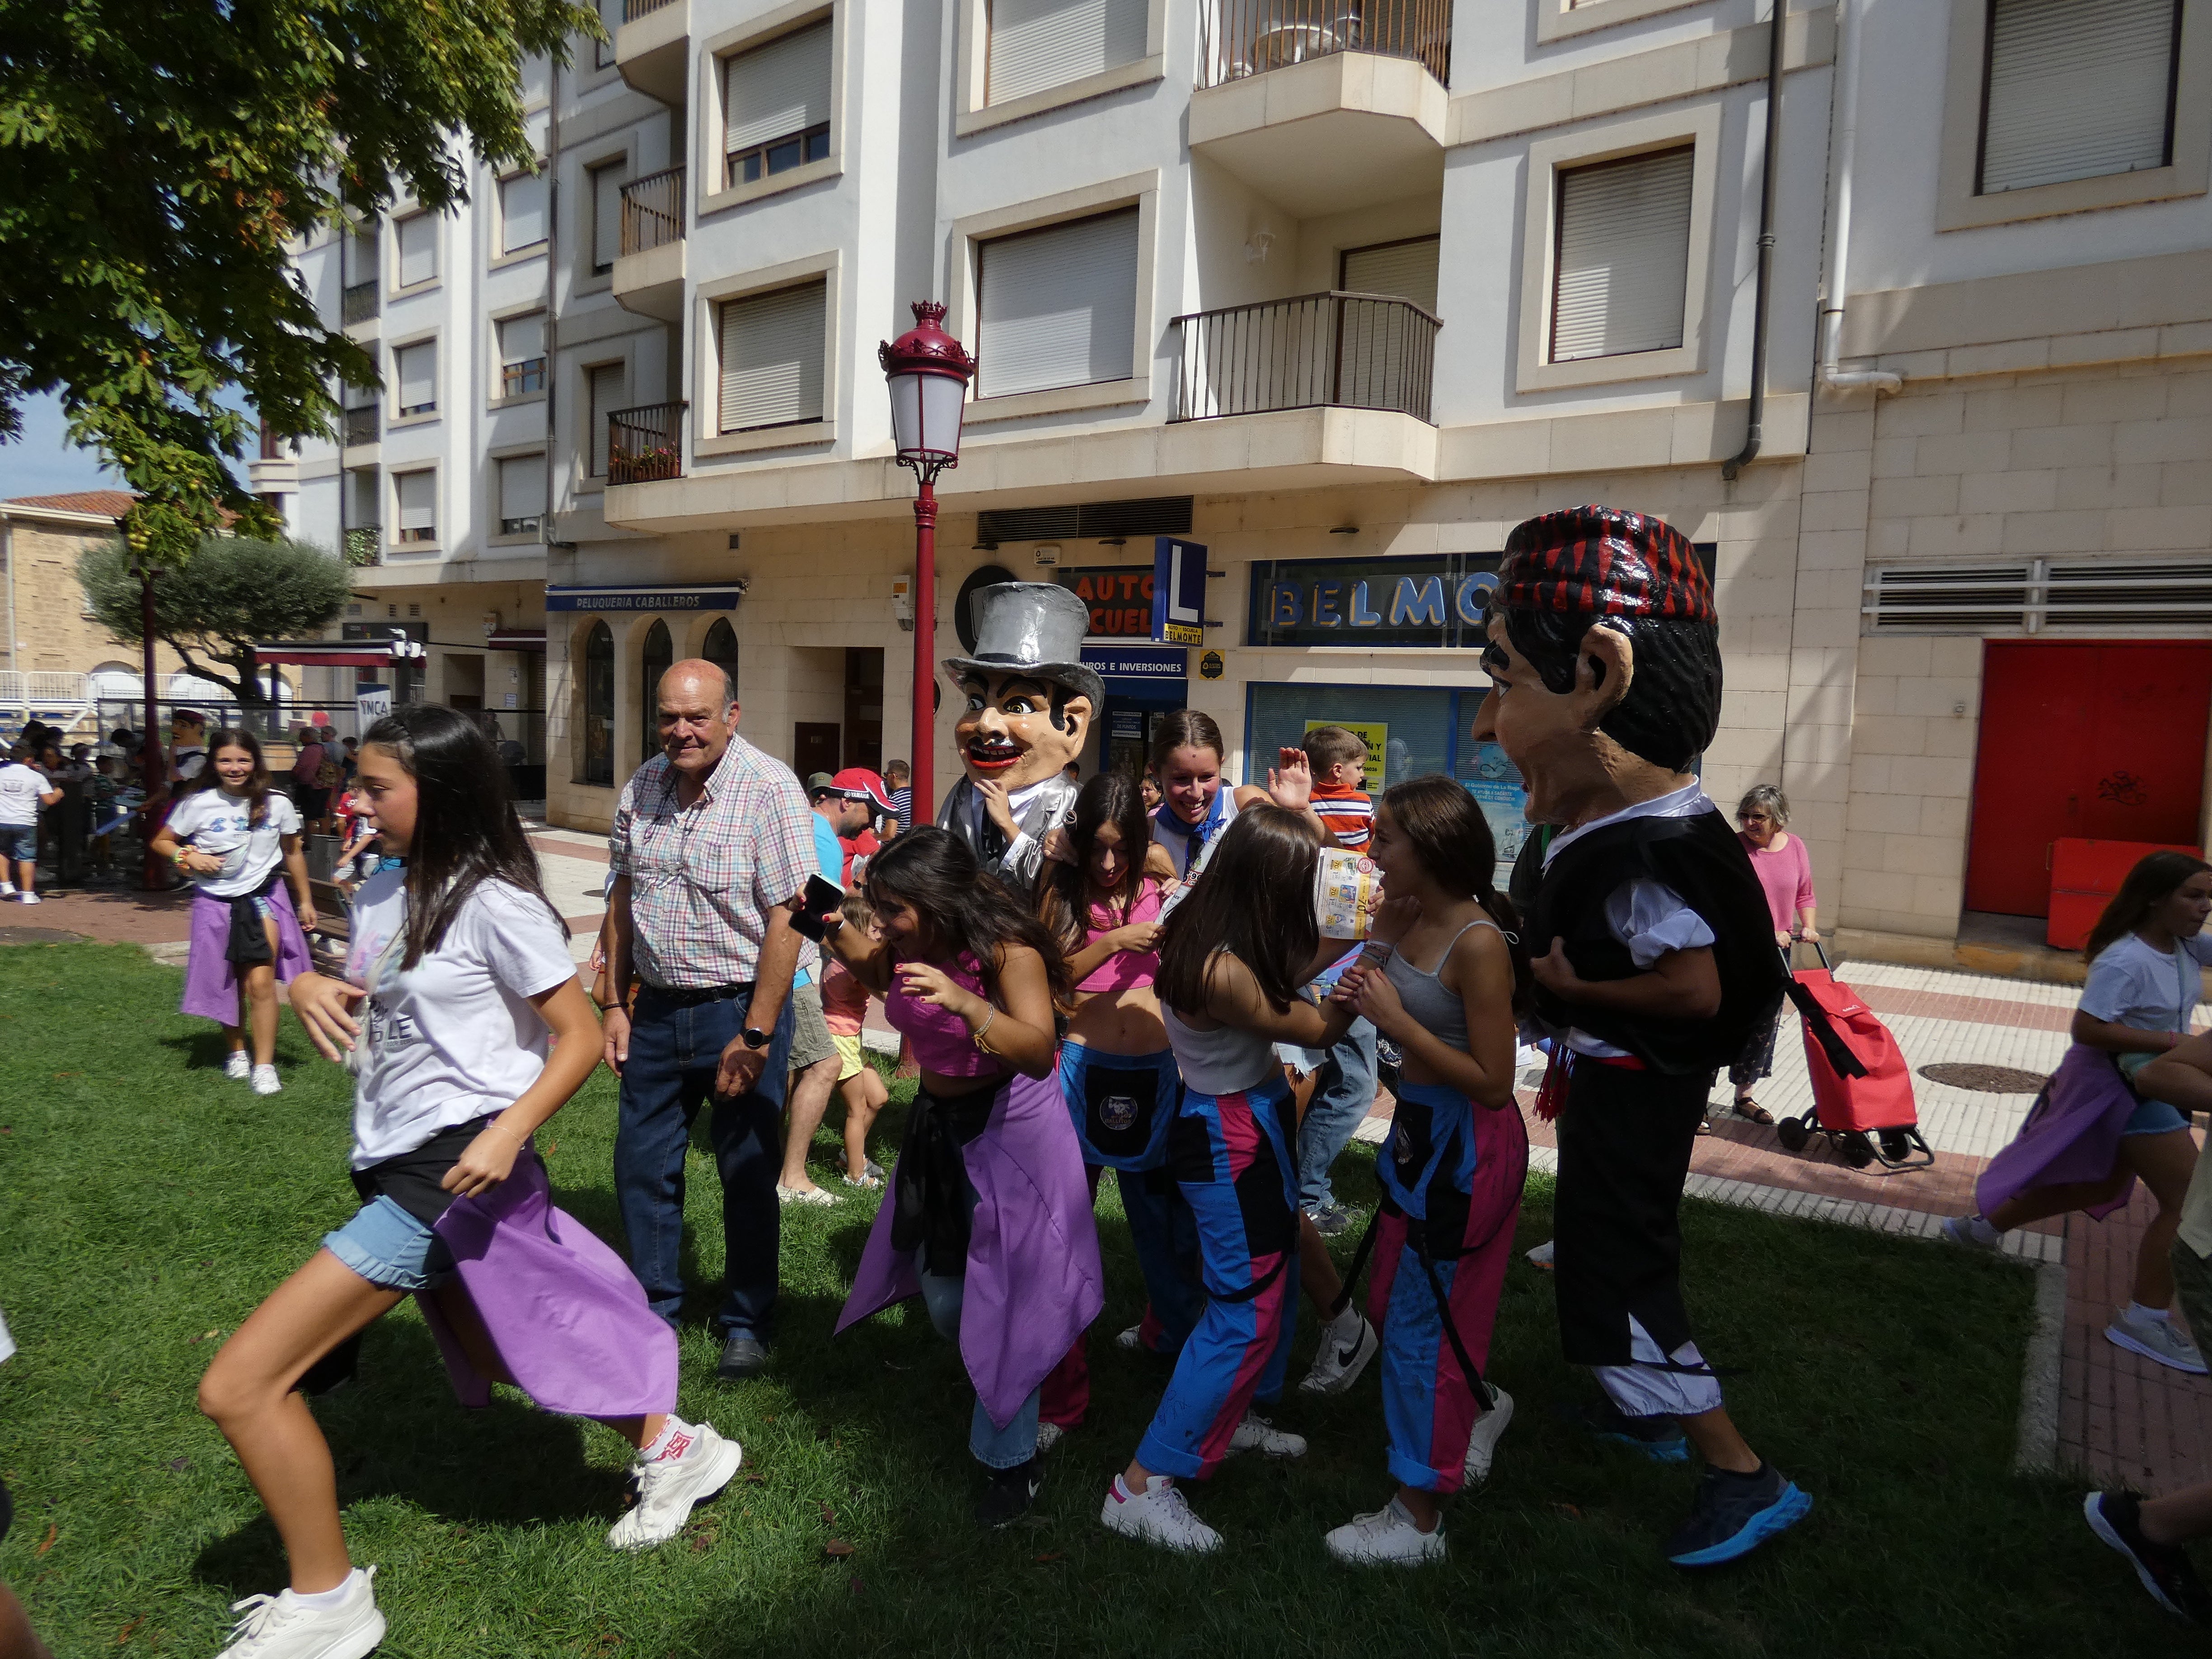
[2013,1259,2070,1475]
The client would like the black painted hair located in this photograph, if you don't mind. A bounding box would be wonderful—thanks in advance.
[1497,607,1722,773]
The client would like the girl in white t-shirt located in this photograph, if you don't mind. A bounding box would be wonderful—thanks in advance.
[197,707,739,1659]
[150,729,316,1096]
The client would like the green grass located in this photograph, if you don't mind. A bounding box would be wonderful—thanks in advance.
[0,942,2180,1656]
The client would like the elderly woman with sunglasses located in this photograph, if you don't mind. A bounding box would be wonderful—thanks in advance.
[1723,785,1817,1128]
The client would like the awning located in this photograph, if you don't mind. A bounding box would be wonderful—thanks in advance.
[256,633,425,666]
[485,628,546,651]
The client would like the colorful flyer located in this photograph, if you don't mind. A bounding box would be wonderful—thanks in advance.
[1314,846,1381,940]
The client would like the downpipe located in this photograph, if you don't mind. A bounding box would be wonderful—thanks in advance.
[1723,0,1788,481]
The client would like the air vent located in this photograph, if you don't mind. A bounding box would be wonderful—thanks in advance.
[1865,558,2212,633]
[975,495,1193,547]
[1863,564,2031,631]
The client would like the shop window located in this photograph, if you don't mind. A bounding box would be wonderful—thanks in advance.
[975,207,1139,398]
[717,280,827,432]
[724,20,834,187]
[581,620,615,786]
[1550,146,1693,362]
[641,619,672,763]
[987,0,1145,107]
[1979,0,2178,194]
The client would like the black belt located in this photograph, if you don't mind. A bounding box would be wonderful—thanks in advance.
[640,980,753,1008]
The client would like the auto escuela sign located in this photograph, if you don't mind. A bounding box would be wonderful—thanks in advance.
[1055,536,1207,645]
[1248,554,1501,649]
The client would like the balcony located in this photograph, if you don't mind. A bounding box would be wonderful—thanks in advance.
[615,0,688,106]
[341,280,379,326]
[1171,291,1439,423]
[1190,0,1448,216]
[343,526,382,568]
[342,405,379,449]
[612,166,685,323]
[608,402,686,486]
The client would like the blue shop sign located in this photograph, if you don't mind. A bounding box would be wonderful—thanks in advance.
[1247,554,1501,649]
[1081,645,1188,696]
[545,585,745,612]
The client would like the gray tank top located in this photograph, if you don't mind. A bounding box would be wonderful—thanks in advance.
[1381,916,1500,1054]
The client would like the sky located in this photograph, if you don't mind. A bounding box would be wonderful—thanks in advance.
[0,390,123,500]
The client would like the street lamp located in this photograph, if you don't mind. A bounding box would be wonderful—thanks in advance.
[879,300,975,828]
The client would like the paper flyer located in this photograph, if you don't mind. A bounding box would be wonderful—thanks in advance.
[1314,846,1381,941]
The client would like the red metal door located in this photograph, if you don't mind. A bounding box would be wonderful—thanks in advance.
[1965,641,2212,916]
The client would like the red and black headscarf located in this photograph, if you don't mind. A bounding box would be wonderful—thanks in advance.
[1499,506,1713,624]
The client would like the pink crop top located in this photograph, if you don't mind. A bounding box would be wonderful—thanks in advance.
[1077,879,1165,995]
[884,951,1000,1078]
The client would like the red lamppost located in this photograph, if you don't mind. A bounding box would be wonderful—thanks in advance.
[878,301,975,827]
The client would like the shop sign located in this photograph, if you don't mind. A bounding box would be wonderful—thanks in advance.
[1057,565,1153,637]
[1307,718,1387,792]
[1199,650,1224,680]
[1153,537,1206,645]
[544,585,745,612]
[1080,645,1188,697]
[355,685,392,729]
[1110,710,1144,742]
[1248,554,1500,649]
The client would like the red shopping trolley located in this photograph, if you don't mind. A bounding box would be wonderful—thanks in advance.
[1774,940,1930,1170]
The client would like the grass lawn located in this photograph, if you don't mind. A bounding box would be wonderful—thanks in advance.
[0,942,2179,1656]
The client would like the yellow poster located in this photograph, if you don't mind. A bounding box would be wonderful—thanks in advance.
[1306,718,1387,793]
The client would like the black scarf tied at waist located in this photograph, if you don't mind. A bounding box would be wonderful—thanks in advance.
[890,1078,1001,1276]
[223,869,286,969]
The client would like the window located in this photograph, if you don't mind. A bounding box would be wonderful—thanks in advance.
[498,312,547,397]
[499,171,548,253]
[724,21,834,187]
[1550,147,1693,362]
[395,212,437,287]
[703,617,739,690]
[717,281,827,432]
[595,0,621,70]
[1979,0,2179,194]
[498,454,546,536]
[986,0,1145,106]
[975,208,1139,398]
[520,52,551,105]
[394,469,437,544]
[1340,236,1440,312]
[581,620,614,786]
[588,363,627,478]
[641,619,672,762]
[345,225,379,286]
[394,340,437,415]
[589,159,628,272]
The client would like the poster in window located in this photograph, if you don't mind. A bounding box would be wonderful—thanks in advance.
[1460,740,1528,890]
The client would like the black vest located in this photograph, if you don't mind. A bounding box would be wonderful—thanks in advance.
[1527,807,1785,1075]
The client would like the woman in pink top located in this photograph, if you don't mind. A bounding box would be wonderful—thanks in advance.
[1729,785,1817,1125]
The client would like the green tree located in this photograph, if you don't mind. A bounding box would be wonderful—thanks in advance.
[79,536,354,707]
[0,0,598,566]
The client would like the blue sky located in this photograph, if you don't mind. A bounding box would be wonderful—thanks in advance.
[0,390,123,500]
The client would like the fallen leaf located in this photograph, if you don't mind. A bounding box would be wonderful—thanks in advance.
[1035,1552,1064,1564]
[166,1457,190,1472]
[115,1614,143,1644]
[819,1501,835,1526]
[53,1072,77,1078]
[1549,1503,1583,1521]
[689,1534,712,1553]
[824,1539,855,1558]
[545,1140,557,1156]
[848,1575,864,1594]
[742,1471,766,1486]
[35,1523,55,1555]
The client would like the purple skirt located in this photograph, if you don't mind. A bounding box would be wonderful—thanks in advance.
[181,882,313,1022]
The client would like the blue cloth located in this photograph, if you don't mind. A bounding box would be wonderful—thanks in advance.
[613,985,795,1338]
[1295,1019,1378,1212]
[2123,1097,2191,1136]
[794,815,844,991]
[914,1237,1043,1468]
[324,1193,455,1290]
[1115,1166,1204,1355]
[0,825,37,863]
[1061,1043,1181,1171]
[1377,1078,1479,1221]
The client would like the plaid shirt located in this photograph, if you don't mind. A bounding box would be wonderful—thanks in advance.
[609,736,817,990]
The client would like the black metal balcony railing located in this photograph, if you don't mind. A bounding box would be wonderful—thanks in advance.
[341,280,380,325]
[1170,291,1440,423]
[1199,0,1450,89]
[342,404,380,447]
[623,0,679,19]
[619,166,686,258]
[608,402,686,485]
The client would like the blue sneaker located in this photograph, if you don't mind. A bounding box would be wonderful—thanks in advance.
[1665,1462,1812,1567]
[1568,1399,1690,1463]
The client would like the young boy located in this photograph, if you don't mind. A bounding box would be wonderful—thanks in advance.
[1303,726,1373,852]
[820,890,888,1189]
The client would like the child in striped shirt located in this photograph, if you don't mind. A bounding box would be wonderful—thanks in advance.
[1303,726,1373,852]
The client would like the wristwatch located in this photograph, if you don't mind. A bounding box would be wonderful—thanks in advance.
[742,1026,771,1050]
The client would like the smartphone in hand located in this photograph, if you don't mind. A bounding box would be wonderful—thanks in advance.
[788,873,846,942]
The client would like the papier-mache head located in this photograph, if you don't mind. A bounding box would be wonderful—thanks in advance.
[942,581,1102,790]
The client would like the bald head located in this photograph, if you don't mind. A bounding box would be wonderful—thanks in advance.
[657,658,739,784]
[662,658,735,711]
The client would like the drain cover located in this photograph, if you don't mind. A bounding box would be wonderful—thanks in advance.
[1919,1062,2047,1094]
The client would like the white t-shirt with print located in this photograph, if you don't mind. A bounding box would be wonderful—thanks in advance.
[0,762,48,827]
[165,787,303,898]
[2080,932,2212,1035]
[343,869,578,1168]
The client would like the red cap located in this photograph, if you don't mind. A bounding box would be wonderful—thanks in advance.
[829,768,894,814]
[1499,506,1714,624]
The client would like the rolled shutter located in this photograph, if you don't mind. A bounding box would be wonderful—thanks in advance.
[1341,237,1439,313]
[976,208,1139,398]
[396,472,436,534]
[719,281,827,431]
[499,455,545,524]
[1551,147,1693,363]
[395,341,436,412]
[590,365,625,476]
[501,172,547,250]
[1981,0,2176,194]
[592,164,626,269]
[725,21,833,154]
[500,312,545,366]
[986,0,1146,106]
[396,214,437,286]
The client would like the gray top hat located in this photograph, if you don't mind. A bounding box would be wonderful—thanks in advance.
[942,582,1106,712]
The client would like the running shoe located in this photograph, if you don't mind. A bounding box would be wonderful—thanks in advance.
[1664,1462,1812,1567]
[216,1567,384,1659]
[1525,1239,1555,1270]
[252,1064,283,1097]
[15,891,38,905]
[225,1051,253,1081]
[1114,1321,1146,1352]
[1941,1214,2003,1252]
[2105,1309,2209,1375]
[1304,1202,1353,1238]
[1324,1497,1446,1566]
[1034,1421,1064,1455]
[607,1423,742,1550]
[1100,1474,1222,1554]
[1568,1398,1689,1462]
[975,1457,1045,1528]
[2084,1489,2212,1622]
[1298,1313,1379,1395]
[1463,1383,1514,1485]
[1228,1411,1306,1458]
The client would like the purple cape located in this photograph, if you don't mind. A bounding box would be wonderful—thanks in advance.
[836,1066,1104,1428]
[1973,1044,2139,1222]
[181,884,312,1022]
[422,1153,678,1420]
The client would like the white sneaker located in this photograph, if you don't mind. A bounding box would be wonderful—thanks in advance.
[1299,1313,1378,1395]
[0,881,14,898]
[252,1064,283,1097]
[607,1422,742,1550]
[1941,1215,2002,1252]
[1463,1383,1514,1485]
[1228,1410,1306,1458]
[1099,1474,1222,1554]
[15,891,38,905]
[1035,1421,1064,1454]
[2105,1309,2209,1375]
[1115,1321,1145,1352]
[1324,1497,1446,1566]
[1526,1238,1555,1269]
[217,1566,385,1659]
[225,1051,253,1081]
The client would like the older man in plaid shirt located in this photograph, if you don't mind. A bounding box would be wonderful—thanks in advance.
[602,658,819,1380]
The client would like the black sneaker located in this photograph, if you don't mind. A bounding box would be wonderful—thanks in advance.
[1305,1203,1353,1238]
[717,1331,769,1381]
[2085,1490,2212,1622]
[975,1457,1045,1528]
[1664,1461,1812,1567]
[1564,1398,1689,1462]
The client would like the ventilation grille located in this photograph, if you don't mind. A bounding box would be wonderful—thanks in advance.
[1865,558,2212,632]
[976,495,1192,546]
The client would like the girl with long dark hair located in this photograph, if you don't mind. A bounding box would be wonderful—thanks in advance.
[151,727,316,1095]
[1101,806,1359,1553]
[1321,774,1530,1565]
[1950,850,2212,1374]
[198,708,736,1659]
[830,827,1103,1528]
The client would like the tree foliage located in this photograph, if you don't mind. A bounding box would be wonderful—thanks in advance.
[79,536,355,706]
[0,0,598,565]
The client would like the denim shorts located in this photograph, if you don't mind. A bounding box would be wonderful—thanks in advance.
[323,1194,455,1290]
[0,825,34,863]
[2123,1097,2192,1136]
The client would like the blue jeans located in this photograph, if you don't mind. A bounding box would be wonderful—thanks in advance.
[914,1244,1042,1469]
[1296,1017,1378,1212]
[614,985,795,1340]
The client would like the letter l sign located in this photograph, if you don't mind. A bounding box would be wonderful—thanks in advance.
[1152,536,1206,645]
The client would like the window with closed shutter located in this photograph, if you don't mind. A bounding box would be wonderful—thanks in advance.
[725,22,833,183]
[395,471,437,543]
[346,226,379,286]
[498,455,546,534]
[499,313,547,397]
[590,161,627,271]
[589,364,626,477]
[1550,147,1693,363]
[718,281,828,433]
[1340,237,1440,312]
[986,0,1146,106]
[1980,0,2178,194]
[976,209,1140,399]
[396,214,437,287]
[394,341,437,414]
[500,172,548,252]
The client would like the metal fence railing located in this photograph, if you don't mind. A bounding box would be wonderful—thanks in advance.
[342,280,380,325]
[343,405,379,447]
[619,166,686,258]
[623,0,679,18]
[608,402,686,485]
[1170,291,1440,423]
[1199,0,1450,88]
